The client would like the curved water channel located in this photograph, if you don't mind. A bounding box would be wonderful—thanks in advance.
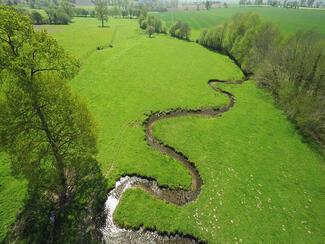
[101,73,247,243]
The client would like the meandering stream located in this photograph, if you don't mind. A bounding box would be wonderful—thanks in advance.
[101,78,247,243]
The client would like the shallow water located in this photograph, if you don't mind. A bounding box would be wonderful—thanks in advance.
[101,176,196,243]
[100,79,245,243]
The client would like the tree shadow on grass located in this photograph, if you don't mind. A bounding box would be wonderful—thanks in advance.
[4,159,108,243]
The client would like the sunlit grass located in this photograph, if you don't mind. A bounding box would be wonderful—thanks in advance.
[154,7,325,39]
[0,154,26,241]
[0,16,324,242]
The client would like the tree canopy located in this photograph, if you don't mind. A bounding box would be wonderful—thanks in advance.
[0,6,107,242]
[170,21,191,40]
[94,0,109,27]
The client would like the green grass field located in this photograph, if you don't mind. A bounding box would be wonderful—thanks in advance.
[0,15,324,242]
[116,80,324,242]
[154,6,325,39]
[0,154,26,241]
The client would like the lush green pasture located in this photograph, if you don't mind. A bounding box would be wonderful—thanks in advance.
[66,18,240,188]
[0,17,324,242]
[154,7,325,39]
[117,80,325,242]
[0,154,26,241]
[34,18,115,60]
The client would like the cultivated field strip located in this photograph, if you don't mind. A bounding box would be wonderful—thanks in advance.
[101,72,248,243]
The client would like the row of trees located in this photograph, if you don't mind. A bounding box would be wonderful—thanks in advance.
[16,0,74,25]
[45,4,73,24]
[139,14,167,37]
[7,0,108,26]
[4,0,161,27]
[0,6,107,242]
[198,12,325,147]
[139,15,191,40]
[24,0,113,26]
[93,0,149,27]
[256,31,325,146]
[239,0,322,8]
[169,21,191,40]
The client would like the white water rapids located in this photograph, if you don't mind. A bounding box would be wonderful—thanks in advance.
[100,176,196,243]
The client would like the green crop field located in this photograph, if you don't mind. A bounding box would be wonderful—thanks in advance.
[154,6,325,39]
[0,15,324,243]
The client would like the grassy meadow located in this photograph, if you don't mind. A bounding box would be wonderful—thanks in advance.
[0,154,26,241]
[116,81,324,242]
[154,6,325,39]
[0,12,324,243]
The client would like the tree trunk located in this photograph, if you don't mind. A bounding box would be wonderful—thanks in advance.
[28,78,67,240]
[102,17,104,27]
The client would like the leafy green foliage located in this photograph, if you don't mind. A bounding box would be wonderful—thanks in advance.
[59,0,74,18]
[169,21,191,40]
[36,18,323,242]
[45,7,72,25]
[146,25,155,38]
[0,6,107,242]
[31,10,43,24]
[198,12,325,147]
[1,13,324,244]
[139,15,166,37]
[73,7,95,17]
[256,30,325,146]
[94,0,109,27]
[139,14,147,28]
[205,0,212,10]
[198,12,281,72]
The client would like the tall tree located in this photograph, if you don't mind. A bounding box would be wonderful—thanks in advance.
[146,24,155,37]
[205,0,212,10]
[0,6,107,242]
[307,0,315,6]
[60,0,74,17]
[94,0,109,27]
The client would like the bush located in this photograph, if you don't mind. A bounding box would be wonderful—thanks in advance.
[256,31,325,146]
[146,25,155,37]
[139,14,146,26]
[15,7,31,16]
[54,9,71,24]
[121,9,128,18]
[73,8,90,17]
[31,10,43,24]
[46,7,71,24]
[140,19,147,29]
[139,15,166,35]
[169,21,191,40]
[109,6,121,17]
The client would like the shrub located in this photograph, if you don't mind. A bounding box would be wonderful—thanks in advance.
[146,25,155,37]
[31,10,43,24]
[54,9,71,24]
[139,15,166,35]
[46,7,72,24]
[73,8,90,17]
[109,6,121,17]
[139,14,146,26]
[140,19,147,29]
[170,21,191,40]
